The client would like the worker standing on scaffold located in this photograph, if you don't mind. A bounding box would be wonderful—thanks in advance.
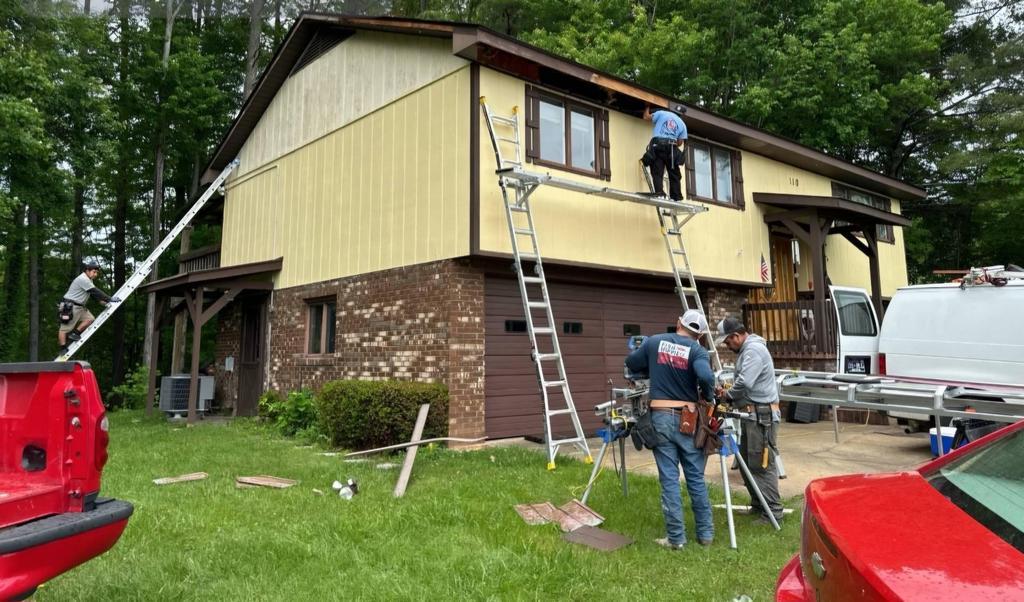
[642,103,688,201]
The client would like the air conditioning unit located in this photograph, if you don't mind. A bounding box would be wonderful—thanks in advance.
[159,375,214,417]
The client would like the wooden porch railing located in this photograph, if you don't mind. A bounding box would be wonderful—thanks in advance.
[742,300,838,358]
[178,244,221,274]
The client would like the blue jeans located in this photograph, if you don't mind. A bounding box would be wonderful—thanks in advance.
[651,410,714,545]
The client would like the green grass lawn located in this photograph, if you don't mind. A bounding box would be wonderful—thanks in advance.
[39,411,802,601]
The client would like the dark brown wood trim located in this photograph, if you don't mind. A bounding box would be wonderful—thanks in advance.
[178,243,221,263]
[685,138,744,209]
[140,258,283,293]
[524,86,606,179]
[471,250,769,289]
[470,62,480,255]
[756,194,912,227]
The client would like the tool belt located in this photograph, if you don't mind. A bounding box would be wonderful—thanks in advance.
[743,402,781,426]
[693,400,722,456]
[62,298,84,307]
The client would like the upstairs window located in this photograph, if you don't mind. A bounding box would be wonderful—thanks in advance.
[307,298,336,355]
[831,183,895,243]
[526,85,611,179]
[686,140,744,208]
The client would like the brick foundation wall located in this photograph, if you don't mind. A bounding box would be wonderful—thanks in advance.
[699,284,748,366]
[260,258,486,439]
[214,303,241,411]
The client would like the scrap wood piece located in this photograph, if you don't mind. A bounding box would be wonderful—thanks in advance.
[394,404,430,498]
[533,502,583,532]
[560,499,605,527]
[344,436,487,457]
[713,504,794,515]
[153,472,208,486]
[236,475,297,489]
[562,525,633,551]
[514,503,552,526]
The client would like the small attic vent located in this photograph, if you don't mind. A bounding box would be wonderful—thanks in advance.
[291,29,350,76]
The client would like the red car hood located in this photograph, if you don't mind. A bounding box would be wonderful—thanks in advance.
[806,472,1024,600]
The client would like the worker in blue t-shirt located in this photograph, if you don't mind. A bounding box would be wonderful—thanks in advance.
[625,309,715,550]
[642,103,688,201]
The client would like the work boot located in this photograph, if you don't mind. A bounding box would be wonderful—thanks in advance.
[654,537,685,551]
[66,330,81,342]
[754,514,781,526]
[698,538,713,546]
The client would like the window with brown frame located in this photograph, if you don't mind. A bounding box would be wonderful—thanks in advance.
[525,85,611,179]
[685,139,745,208]
[831,183,895,243]
[306,298,336,355]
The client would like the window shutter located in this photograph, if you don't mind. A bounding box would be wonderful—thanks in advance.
[597,108,611,180]
[731,150,745,209]
[524,85,539,161]
[684,143,696,196]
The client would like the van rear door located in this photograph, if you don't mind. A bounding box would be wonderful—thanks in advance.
[830,286,880,374]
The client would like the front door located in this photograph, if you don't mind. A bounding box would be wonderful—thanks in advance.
[237,297,267,416]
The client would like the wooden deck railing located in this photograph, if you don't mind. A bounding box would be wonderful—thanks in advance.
[742,300,837,358]
[178,244,220,274]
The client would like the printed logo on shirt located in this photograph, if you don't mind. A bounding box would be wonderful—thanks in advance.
[656,340,690,370]
[666,120,678,132]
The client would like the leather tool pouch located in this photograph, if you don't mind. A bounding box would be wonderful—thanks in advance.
[755,404,774,426]
[641,143,656,167]
[678,407,698,436]
[58,301,74,324]
[632,411,667,450]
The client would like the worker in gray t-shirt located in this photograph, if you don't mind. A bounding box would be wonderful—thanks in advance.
[58,260,119,351]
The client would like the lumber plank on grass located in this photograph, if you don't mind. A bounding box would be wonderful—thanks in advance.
[343,436,487,457]
[562,526,633,551]
[153,472,208,485]
[393,404,430,498]
[236,475,297,489]
[560,499,604,527]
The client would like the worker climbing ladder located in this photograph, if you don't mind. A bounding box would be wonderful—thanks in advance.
[480,98,708,469]
[56,159,240,362]
[641,162,723,373]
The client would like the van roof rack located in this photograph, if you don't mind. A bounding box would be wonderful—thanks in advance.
[957,265,1024,288]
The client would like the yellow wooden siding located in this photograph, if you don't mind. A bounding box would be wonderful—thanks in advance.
[222,67,471,288]
[476,68,910,290]
[236,31,468,178]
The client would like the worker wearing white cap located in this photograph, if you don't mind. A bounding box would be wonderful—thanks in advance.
[625,309,716,549]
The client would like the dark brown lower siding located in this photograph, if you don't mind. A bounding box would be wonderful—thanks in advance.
[240,258,487,439]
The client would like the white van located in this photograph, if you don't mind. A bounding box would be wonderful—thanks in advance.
[875,279,1024,429]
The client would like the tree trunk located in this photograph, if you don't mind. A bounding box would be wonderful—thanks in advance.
[112,0,131,387]
[71,179,85,279]
[0,207,27,361]
[243,0,265,99]
[28,208,40,362]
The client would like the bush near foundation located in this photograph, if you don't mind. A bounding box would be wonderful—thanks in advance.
[317,380,448,450]
[259,389,318,437]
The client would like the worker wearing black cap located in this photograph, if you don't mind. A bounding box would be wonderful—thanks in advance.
[642,103,688,201]
[57,260,119,352]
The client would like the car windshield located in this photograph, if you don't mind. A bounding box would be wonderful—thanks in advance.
[928,427,1024,552]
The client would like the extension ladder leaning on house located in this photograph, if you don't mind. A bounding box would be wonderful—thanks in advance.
[56,159,240,362]
[480,98,713,469]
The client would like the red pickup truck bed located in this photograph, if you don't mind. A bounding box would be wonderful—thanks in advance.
[0,362,132,600]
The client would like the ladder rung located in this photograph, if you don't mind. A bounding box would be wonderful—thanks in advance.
[533,327,554,335]
[666,229,681,236]
[679,287,698,295]
[527,301,548,309]
[522,276,544,284]
[514,228,534,236]
[498,137,518,143]
[551,435,586,445]
[492,116,517,125]
[672,249,688,256]
[519,253,538,261]
[675,270,692,278]
[548,409,574,416]
[535,353,560,362]
[543,380,566,388]
[509,205,529,213]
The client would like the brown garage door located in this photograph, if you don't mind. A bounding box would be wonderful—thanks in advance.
[484,276,684,439]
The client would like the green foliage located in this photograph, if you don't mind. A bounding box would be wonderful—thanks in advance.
[317,380,449,450]
[259,389,318,437]
[109,365,149,411]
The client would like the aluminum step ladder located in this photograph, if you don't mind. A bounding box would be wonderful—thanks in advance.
[56,159,240,361]
[480,97,592,470]
[640,160,723,373]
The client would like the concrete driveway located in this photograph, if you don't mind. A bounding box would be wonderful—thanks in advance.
[493,419,935,500]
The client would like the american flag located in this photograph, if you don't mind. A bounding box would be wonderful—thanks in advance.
[760,254,770,283]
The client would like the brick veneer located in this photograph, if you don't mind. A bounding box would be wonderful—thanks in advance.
[214,303,241,411]
[699,284,748,366]
[225,258,487,439]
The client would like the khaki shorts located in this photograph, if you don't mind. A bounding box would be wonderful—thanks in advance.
[59,305,95,333]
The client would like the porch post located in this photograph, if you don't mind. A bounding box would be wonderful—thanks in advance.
[187,287,204,425]
[865,229,883,319]
[808,213,828,353]
[145,295,165,416]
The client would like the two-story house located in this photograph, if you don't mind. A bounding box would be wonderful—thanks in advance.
[143,13,922,440]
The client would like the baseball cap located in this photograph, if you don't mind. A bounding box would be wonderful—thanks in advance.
[669,103,687,116]
[679,309,708,335]
[83,260,102,271]
[715,316,745,345]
